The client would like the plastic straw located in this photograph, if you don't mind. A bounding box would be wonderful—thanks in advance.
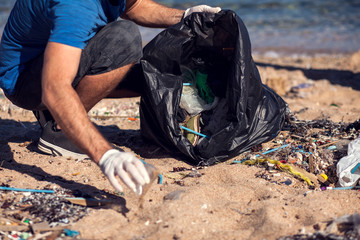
[0,187,55,193]
[158,174,163,184]
[257,144,290,156]
[233,144,290,164]
[332,186,360,190]
[180,125,209,139]
[351,163,360,174]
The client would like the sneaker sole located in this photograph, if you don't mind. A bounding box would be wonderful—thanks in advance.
[38,138,89,160]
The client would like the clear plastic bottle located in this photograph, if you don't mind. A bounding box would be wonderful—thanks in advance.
[180,66,218,116]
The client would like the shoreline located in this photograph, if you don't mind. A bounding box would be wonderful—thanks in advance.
[252,48,360,59]
[0,49,359,240]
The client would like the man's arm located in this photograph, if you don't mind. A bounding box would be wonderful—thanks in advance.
[41,42,112,163]
[122,0,184,28]
[41,42,150,194]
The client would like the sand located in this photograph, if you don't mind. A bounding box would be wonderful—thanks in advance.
[0,50,360,240]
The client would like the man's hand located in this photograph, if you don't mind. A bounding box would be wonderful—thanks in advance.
[123,1,221,28]
[99,149,150,195]
[183,5,221,19]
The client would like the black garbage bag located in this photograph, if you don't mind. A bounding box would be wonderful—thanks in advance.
[139,10,287,165]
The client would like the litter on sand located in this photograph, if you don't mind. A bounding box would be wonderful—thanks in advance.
[278,213,360,240]
[240,158,316,186]
[0,186,110,239]
[232,112,360,190]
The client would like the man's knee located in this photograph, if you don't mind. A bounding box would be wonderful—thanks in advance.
[100,20,142,56]
[74,20,143,86]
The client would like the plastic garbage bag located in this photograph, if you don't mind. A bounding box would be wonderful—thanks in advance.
[139,10,287,165]
[337,136,360,187]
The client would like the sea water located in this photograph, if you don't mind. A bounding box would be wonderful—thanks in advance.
[1,0,359,55]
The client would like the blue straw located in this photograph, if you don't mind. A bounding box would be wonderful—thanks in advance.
[180,125,209,139]
[257,144,290,156]
[183,83,193,86]
[233,144,290,164]
[158,174,163,184]
[351,163,360,174]
[332,186,360,190]
[0,187,55,193]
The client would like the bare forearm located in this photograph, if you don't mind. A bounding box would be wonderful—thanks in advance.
[42,86,111,163]
[123,0,184,28]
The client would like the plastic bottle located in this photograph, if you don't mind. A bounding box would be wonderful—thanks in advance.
[180,66,218,116]
[180,85,208,116]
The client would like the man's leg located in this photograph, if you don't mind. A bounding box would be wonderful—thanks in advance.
[76,63,134,112]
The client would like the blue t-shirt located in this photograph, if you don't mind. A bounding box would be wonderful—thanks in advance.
[0,0,126,95]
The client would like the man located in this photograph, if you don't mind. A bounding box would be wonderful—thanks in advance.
[0,0,220,195]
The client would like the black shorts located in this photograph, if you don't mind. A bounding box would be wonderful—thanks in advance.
[6,20,143,110]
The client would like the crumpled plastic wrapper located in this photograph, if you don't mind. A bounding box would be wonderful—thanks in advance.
[337,136,360,187]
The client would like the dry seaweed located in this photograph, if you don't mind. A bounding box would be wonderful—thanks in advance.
[240,110,360,188]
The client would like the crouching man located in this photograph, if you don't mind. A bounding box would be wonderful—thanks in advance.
[0,0,220,194]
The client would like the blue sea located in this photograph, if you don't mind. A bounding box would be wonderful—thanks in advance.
[1,0,359,55]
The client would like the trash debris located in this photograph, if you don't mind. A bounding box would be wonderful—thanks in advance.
[0,225,30,232]
[163,190,185,201]
[0,187,97,239]
[183,170,203,178]
[63,228,80,237]
[230,110,360,189]
[240,158,317,187]
[337,136,360,187]
[278,213,360,240]
[20,192,89,224]
[281,179,293,186]
[346,119,360,132]
[232,144,290,164]
[31,221,62,233]
[0,187,55,194]
[158,174,163,184]
[163,169,203,183]
[326,213,360,238]
[291,83,313,90]
[180,82,218,116]
[180,114,208,146]
[139,163,160,208]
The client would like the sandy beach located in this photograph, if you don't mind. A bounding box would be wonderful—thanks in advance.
[1,50,360,240]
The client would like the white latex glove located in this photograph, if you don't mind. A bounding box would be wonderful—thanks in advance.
[183,5,221,19]
[99,149,150,195]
